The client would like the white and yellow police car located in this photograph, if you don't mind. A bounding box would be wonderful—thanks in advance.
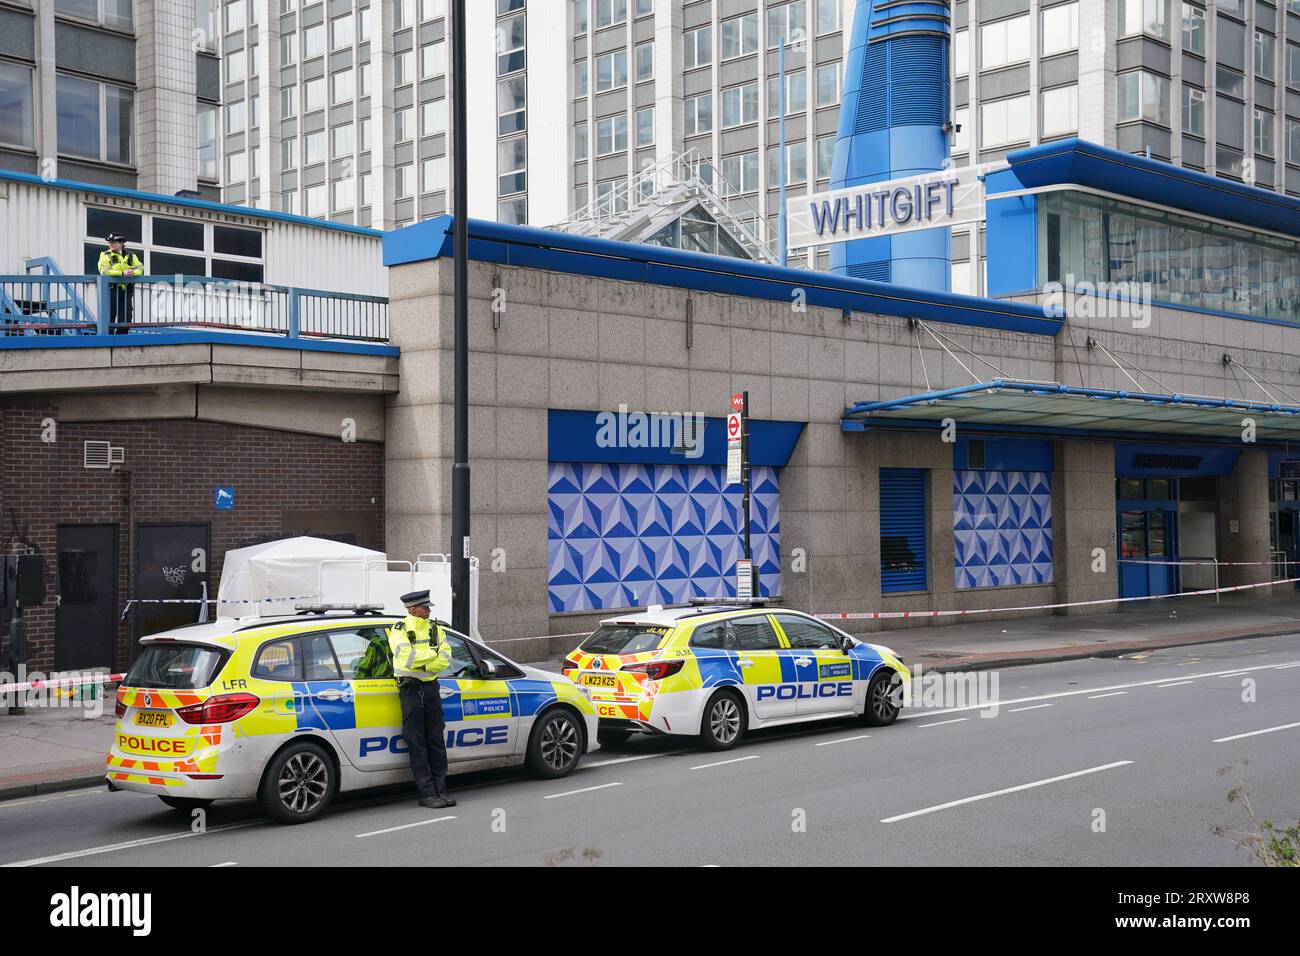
[562,601,909,750]
[108,609,598,823]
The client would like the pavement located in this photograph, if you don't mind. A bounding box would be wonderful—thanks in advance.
[1,633,1297,866]
[3,591,1300,805]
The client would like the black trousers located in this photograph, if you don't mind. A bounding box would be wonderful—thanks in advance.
[108,283,133,333]
[398,678,448,798]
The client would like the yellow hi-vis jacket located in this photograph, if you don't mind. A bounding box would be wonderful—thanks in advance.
[97,249,142,280]
[388,616,452,681]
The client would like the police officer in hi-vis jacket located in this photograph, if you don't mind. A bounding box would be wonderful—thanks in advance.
[97,233,143,333]
[388,590,456,808]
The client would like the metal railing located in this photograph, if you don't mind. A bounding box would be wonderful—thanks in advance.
[1,273,389,342]
[551,149,809,268]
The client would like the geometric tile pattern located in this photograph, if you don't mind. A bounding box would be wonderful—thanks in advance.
[953,470,1053,589]
[547,462,781,612]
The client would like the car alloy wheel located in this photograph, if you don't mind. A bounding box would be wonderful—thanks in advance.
[279,750,330,816]
[540,713,580,774]
[709,695,741,745]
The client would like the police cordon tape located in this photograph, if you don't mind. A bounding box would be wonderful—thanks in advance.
[0,671,124,696]
[118,595,320,620]
[815,573,1300,621]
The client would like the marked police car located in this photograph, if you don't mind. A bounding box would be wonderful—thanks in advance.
[562,601,909,751]
[108,608,598,823]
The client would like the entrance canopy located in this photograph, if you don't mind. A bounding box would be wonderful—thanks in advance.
[843,380,1300,442]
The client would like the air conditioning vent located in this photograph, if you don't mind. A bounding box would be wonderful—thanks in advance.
[967,439,986,470]
[83,441,124,469]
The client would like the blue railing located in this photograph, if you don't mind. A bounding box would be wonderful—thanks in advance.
[0,274,389,341]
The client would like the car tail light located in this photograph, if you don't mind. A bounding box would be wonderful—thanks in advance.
[562,657,580,672]
[175,693,260,724]
[620,659,685,681]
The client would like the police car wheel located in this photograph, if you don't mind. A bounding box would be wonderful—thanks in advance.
[258,741,337,824]
[158,796,214,812]
[863,669,903,726]
[699,690,746,751]
[526,709,584,779]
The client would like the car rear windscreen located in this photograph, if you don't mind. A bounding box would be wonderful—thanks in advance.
[123,644,228,690]
[580,623,670,655]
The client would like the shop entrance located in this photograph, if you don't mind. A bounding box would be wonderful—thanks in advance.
[1117,476,1221,599]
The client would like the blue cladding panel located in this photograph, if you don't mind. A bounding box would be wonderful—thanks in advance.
[547,463,781,612]
[953,470,1054,589]
[880,468,928,592]
[985,194,1039,295]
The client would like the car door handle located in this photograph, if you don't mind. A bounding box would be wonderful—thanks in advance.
[737,658,755,668]
[439,686,456,698]
[794,656,813,666]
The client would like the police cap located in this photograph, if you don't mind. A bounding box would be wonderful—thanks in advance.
[399,589,432,609]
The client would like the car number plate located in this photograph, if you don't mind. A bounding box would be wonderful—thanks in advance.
[581,673,618,689]
[133,710,173,727]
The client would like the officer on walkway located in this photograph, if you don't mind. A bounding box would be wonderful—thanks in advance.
[97,233,142,333]
[388,589,456,808]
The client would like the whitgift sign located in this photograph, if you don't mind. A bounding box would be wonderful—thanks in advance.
[786,165,992,250]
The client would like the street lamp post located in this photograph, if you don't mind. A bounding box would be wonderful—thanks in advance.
[450,0,471,634]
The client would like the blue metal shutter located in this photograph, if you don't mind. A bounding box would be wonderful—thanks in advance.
[880,468,928,592]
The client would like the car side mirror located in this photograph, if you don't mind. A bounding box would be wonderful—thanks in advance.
[839,636,855,654]
[479,659,499,678]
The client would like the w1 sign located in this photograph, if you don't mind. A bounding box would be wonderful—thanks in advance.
[786,164,993,250]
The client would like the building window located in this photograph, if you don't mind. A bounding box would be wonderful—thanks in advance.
[684,26,712,69]
[1288,43,1300,87]
[1117,70,1169,124]
[56,74,134,165]
[1254,31,1275,82]
[1041,84,1078,138]
[1287,118,1300,164]
[1041,3,1079,57]
[721,151,759,193]
[596,0,627,29]
[498,135,526,194]
[766,140,807,185]
[635,106,654,147]
[634,0,652,16]
[722,13,758,59]
[423,0,447,20]
[816,134,834,179]
[954,105,970,151]
[721,82,758,128]
[56,0,133,32]
[331,70,354,105]
[499,196,528,224]
[422,41,448,79]
[815,63,840,108]
[197,102,218,179]
[595,113,627,155]
[0,62,35,149]
[767,1,806,49]
[303,130,325,165]
[422,156,448,193]
[596,49,628,92]
[332,176,356,212]
[226,48,246,84]
[953,28,969,76]
[303,23,325,59]
[1119,0,1168,40]
[395,50,415,86]
[498,76,526,135]
[685,93,712,135]
[281,85,297,119]
[981,14,1031,70]
[767,71,807,117]
[574,0,588,33]
[395,164,414,200]
[574,122,588,160]
[981,93,1032,147]
[575,59,588,96]
[635,41,654,82]
[226,150,247,183]
[331,13,354,51]
[1181,3,1205,55]
[196,0,217,48]
[1254,109,1274,156]
[280,135,296,169]
[331,123,354,158]
[498,14,525,74]
[1182,85,1205,136]
[226,99,245,134]
[395,106,414,143]
[816,0,840,34]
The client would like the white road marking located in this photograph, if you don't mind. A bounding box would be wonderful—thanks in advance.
[543,782,623,799]
[584,750,689,767]
[1009,704,1053,713]
[1212,722,1300,744]
[1088,691,1128,700]
[895,658,1300,721]
[814,734,872,747]
[880,761,1135,824]
[917,718,968,728]
[1157,681,1195,688]
[211,861,238,867]
[1215,672,1250,678]
[1,820,264,867]
[690,755,760,771]
[354,815,456,838]
[0,788,106,810]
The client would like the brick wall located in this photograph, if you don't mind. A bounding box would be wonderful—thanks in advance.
[0,400,385,672]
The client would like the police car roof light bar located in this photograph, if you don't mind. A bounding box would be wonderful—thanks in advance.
[685,596,776,608]
[292,603,387,616]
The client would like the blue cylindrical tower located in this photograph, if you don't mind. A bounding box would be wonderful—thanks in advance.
[829,1,952,289]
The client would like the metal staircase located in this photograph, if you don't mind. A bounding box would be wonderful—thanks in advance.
[550,150,807,268]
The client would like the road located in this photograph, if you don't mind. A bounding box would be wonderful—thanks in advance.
[2,634,1298,867]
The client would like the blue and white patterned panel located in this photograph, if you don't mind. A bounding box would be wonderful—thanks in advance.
[953,470,1053,589]
[547,463,781,613]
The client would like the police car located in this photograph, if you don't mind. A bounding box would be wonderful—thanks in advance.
[562,601,909,750]
[107,608,598,823]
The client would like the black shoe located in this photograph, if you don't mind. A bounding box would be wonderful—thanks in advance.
[418,795,455,809]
